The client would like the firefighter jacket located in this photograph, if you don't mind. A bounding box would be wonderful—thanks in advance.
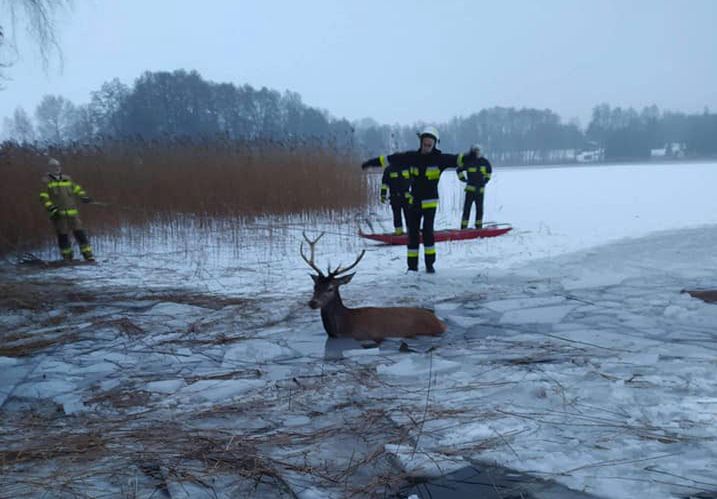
[380,162,411,202]
[363,148,465,209]
[39,173,89,218]
[456,153,492,193]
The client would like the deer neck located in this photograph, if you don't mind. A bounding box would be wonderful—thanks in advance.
[320,289,349,338]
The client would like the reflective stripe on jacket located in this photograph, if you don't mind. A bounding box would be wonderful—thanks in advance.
[364,148,464,208]
[457,156,492,188]
[39,174,87,216]
[380,163,411,200]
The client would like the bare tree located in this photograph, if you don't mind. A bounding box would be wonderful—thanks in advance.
[68,102,94,141]
[89,77,130,136]
[2,105,35,142]
[35,93,74,143]
[1,0,71,82]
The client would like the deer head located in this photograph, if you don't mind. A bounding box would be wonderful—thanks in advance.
[301,232,445,341]
[300,232,365,309]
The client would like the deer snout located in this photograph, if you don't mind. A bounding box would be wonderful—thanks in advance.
[308,299,320,309]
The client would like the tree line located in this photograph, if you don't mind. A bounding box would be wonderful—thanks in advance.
[3,69,717,164]
[586,103,717,160]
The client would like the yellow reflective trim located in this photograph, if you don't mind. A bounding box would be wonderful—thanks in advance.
[465,185,477,192]
[80,245,93,252]
[61,248,73,256]
[480,187,485,194]
[389,172,399,178]
[379,155,389,167]
[468,167,478,173]
[60,209,79,216]
[480,166,488,176]
[410,167,419,177]
[424,246,436,255]
[40,192,50,199]
[425,166,440,180]
[48,180,72,188]
[381,184,389,190]
[457,153,464,167]
[407,250,419,257]
[401,169,411,179]
[421,199,439,209]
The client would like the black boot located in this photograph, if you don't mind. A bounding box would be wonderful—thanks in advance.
[425,264,435,274]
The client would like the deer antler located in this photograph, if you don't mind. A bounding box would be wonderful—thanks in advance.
[329,249,366,277]
[300,231,325,276]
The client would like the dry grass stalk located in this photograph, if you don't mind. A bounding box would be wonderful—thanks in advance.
[0,431,107,465]
[0,141,369,256]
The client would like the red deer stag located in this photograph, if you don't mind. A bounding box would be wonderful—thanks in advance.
[301,232,446,341]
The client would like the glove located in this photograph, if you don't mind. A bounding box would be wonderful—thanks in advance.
[458,172,467,182]
[404,192,414,206]
[49,206,60,219]
[81,196,93,204]
[361,160,371,169]
[380,195,387,204]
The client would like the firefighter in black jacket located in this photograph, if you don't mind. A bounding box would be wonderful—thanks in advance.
[380,162,411,235]
[362,126,468,273]
[456,144,492,229]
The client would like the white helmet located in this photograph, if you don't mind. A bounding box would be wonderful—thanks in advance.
[417,126,440,144]
[470,143,482,153]
[48,158,61,168]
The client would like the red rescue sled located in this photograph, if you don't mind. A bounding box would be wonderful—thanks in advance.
[359,224,512,245]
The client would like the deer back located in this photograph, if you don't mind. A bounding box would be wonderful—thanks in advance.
[342,305,446,341]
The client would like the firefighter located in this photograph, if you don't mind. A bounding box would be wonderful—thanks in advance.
[380,162,411,235]
[456,143,492,229]
[39,158,95,262]
[362,126,469,273]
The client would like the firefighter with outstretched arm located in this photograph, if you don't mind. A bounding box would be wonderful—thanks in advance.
[362,126,469,273]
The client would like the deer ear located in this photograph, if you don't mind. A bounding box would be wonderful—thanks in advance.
[310,274,319,283]
[336,273,355,285]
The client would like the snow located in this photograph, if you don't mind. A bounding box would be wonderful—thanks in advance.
[1,161,717,498]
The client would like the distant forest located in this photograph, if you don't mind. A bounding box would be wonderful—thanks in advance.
[3,69,717,165]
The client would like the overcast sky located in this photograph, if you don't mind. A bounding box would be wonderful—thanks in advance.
[2,0,716,128]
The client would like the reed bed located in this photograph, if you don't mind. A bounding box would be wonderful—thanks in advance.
[0,140,370,257]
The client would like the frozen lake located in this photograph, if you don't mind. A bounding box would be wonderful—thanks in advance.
[1,161,717,498]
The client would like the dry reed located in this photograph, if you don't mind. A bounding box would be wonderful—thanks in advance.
[0,140,369,256]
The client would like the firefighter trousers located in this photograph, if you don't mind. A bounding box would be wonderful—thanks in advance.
[52,215,94,261]
[406,206,436,271]
[389,197,408,235]
[461,188,485,228]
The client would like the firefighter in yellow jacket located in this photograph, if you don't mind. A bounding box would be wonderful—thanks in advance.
[39,158,95,262]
